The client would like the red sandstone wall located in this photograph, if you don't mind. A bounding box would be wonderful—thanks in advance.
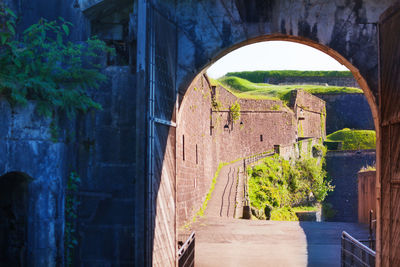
[176,78,326,227]
[213,87,297,163]
[292,90,326,139]
[358,170,376,224]
[176,75,217,227]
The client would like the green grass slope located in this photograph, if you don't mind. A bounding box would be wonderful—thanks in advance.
[325,128,376,150]
[217,76,363,102]
[225,70,353,83]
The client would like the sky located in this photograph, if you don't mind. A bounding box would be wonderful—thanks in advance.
[206,41,349,79]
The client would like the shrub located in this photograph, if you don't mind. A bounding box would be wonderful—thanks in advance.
[325,128,376,150]
[248,154,333,220]
[0,4,114,118]
[229,101,241,122]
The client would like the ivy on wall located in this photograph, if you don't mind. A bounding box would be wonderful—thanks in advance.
[64,172,81,266]
[229,101,241,123]
[0,4,114,119]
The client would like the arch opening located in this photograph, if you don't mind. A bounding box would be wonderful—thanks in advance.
[175,36,378,263]
[0,172,32,266]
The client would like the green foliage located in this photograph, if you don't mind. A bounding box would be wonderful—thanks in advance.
[271,104,281,111]
[208,77,220,87]
[217,76,362,103]
[270,207,298,221]
[312,143,327,158]
[325,128,376,150]
[225,70,353,83]
[229,101,240,123]
[359,164,376,172]
[322,202,337,220]
[248,155,333,220]
[0,5,114,119]
[65,172,81,266]
[212,97,222,110]
[194,162,228,221]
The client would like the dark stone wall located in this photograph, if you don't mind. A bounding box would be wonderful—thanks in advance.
[3,1,137,265]
[0,101,71,266]
[315,93,374,134]
[75,66,136,265]
[324,150,376,222]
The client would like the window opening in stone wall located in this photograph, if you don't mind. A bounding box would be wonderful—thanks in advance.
[0,172,31,266]
[196,144,198,164]
[88,2,135,67]
[183,135,185,161]
[260,135,263,142]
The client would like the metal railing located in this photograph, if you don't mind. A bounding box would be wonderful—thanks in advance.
[341,231,376,267]
[243,150,274,166]
[242,151,274,219]
[177,232,195,267]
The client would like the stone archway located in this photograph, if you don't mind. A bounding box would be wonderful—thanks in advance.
[0,172,32,266]
[174,35,379,265]
[133,1,400,266]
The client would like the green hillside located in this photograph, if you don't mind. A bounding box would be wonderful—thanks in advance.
[217,76,363,102]
[325,128,376,150]
[225,70,353,83]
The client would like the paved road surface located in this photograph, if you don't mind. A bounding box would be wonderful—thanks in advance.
[205,161,243,218]
[193,162,369,267]
[194,217,368,267]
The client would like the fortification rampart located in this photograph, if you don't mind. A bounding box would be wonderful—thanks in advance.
[176,75,326,227]
[264,76,360,88]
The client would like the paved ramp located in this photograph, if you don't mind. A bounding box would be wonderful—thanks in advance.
[205,161,243,218]
[194,218,369,267]
[194,162,369,267]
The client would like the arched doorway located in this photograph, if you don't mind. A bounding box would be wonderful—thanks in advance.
[133,1,397,265]
[176,35,379,258]
[0,172,32,266]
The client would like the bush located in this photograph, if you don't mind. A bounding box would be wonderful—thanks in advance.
[248,154,333,220]
[325,128,376,150]
[0,4,114,118]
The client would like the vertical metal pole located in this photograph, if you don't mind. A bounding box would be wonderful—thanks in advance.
[369,209,374,250]
[147,4,155,266]
[135,0,150,266]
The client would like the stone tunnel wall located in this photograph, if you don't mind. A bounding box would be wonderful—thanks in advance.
[0,66,137,266]
[0,101,71,266]
[176,75,325,227]
[75,66,136,265]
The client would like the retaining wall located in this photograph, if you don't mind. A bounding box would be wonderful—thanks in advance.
[324,150,376,222]
[314,93,374,134]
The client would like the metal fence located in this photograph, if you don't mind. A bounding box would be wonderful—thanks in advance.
[242,151,274,218]
[178,232,195,267]
[341,231,376,267]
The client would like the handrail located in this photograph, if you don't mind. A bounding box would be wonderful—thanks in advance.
[341,231,375,267]
[342,231,376,257]
[178,231,195,258]
[242,150,275,217]
[342,231,376,256]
